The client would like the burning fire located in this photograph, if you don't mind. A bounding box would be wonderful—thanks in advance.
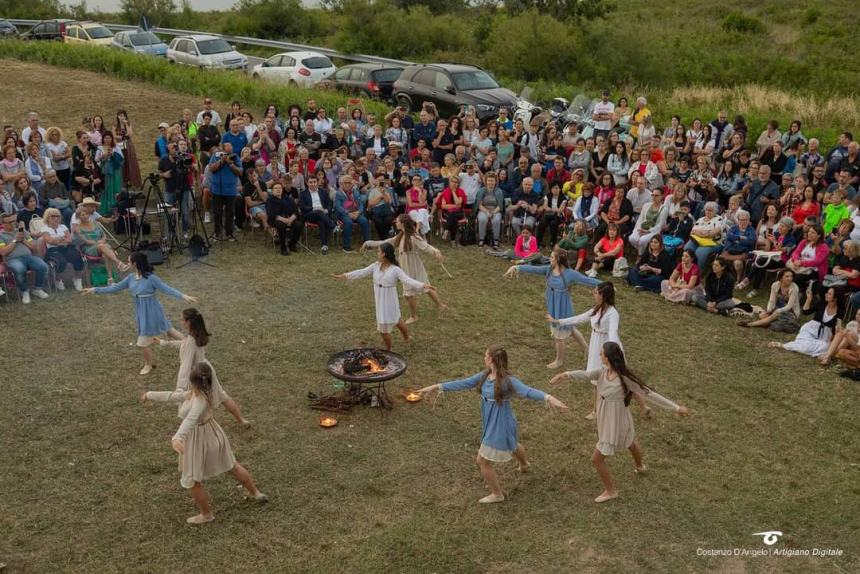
[360,357,385,374]
[405,392,421,403]
[319,416,338,428]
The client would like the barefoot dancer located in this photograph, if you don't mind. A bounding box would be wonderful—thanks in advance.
[547,281,650,420]
[551,342,689,503]
[418,345,568,504]
[504,247,599,369]
[334,242,436,351]
[154,308,250,426]
[83,251,197,375]
[362,214,447,325]
[142,363,267,525]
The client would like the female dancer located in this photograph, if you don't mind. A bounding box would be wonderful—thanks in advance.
[418,345,568,504]
[154,308,250,426]
[334,242,436,351]
[83,251,197,375]
[504,247,600,369]
[547,281,649,419]
[142,363,267,524]
[361,214,447,325]
[550,342,689,503]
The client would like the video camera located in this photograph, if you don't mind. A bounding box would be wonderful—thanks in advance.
[147,171,161,185]
[178,152,194,169]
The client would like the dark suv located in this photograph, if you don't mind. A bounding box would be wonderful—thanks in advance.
[392,64,517,121]
[19,19,76,41]
[331,63,404,102]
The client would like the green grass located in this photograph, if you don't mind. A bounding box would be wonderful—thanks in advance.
[1,59,859,574]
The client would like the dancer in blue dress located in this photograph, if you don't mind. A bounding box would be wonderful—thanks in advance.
[503,247,601,369]
[83,251,197,375]
[418,345,568,504]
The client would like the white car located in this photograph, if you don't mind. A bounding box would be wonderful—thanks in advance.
[251,51,336,88]
[167,34,247,70]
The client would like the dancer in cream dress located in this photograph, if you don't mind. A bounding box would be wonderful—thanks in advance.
[142,363,266,525]
[551,342,689,503]
[335,242,436,350]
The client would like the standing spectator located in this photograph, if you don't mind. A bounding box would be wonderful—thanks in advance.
[208,142,242,241]
[709,110,734,151]
[21,112,46,145]
[334,175,370,252]
[592,90,615,140]
[755,120,782,157]
[45,127,71,191]
[825,132,852,179]
[196,97,222,127]
[113,110,141,190]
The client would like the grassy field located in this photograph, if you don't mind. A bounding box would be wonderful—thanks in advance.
[1,61,859,574]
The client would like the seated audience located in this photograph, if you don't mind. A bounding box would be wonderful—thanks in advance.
[660,249,703,304]
[627,235,675,292]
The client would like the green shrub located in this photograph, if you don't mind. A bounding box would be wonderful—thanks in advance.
[721,11,766,34]
[0,39,391,117]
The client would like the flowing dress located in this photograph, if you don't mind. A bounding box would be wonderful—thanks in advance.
[97,147,124,214]
[565,368,681,455]
[344,262,427,333]
[516,264,601,339]
[364,236,440,296]
[440,371,547,462]
[116,126,142,189]
[94,274,185,342]
[160,336,230,406]
[781,309,837,357]
[557,306,621,373]
[145,390,236,488]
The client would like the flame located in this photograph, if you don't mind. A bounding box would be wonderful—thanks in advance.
[320,416,338,427]
[405,392,421,403]
[360,357,385,374]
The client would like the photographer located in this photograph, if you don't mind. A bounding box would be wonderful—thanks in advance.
[208,142,242,241]
[158,142,193,236]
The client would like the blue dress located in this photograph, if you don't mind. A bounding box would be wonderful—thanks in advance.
[516,265,601,336]
[441,372,547,461]
[94,274,185,336]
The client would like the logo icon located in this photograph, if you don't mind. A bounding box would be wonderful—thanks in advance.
[753,531,783,545]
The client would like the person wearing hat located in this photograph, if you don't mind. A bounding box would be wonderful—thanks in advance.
[154,122,170,159]
[196,98,221,127]
[593,90,615,140]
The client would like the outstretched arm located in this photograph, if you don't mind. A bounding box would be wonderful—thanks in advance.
[340,263,376,281]
[419,371,484,395]
[90,274,131,295]
[144,390,190,403]
[627,379,688,414]
[550,368,603,385]
[552,308,594,327]
[150,275,187,300]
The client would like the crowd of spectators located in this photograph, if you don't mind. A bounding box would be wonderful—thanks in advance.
[2,92,859,376]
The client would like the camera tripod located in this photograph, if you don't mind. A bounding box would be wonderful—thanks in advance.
[175,184,215,269]
[133,174,182,260]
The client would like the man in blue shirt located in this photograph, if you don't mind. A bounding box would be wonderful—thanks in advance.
[743,164,780,225]
[208,142,243,241]
[221,119,248,161]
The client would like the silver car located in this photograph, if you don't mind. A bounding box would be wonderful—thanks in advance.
[167,34,247,70]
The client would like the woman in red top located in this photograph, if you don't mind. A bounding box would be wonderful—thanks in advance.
[660,249,703,303]
[405,174,430,235]
[595,173,616,207]
[439,175,467,247]
[791,185,821,226]
[586,222,624,277]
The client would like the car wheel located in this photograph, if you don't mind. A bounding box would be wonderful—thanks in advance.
[397,96,412,113]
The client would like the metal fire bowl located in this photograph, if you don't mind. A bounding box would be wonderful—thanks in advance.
[326,348,408,383]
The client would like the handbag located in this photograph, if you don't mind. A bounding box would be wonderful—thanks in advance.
[663,235,684,250]
[690,234,717,247]
[823,274,847,287]
[611,256,630,278]
[751,250,782,268]
[49,198,71,209]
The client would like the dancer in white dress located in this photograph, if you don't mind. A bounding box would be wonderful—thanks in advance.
[362,214,447,324]
[551,342,689,503]
[141,363,267,525]
[547,282,649,419]
[154,308,250,426]
[335,242,436,350]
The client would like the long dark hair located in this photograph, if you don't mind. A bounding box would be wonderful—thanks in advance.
[603,342,652,406]
[130,251,153,277]
[183,308,210,347]
[379,242,399,267]
[393,213,416,253]
[479,344,512,401]
[592,281,615,322]
[189,362,214,406]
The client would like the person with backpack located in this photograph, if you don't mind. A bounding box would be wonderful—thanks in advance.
[504,247,600,369]
[416,345,569,504]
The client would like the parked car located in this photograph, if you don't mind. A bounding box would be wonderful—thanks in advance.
[64,22,114,46]
[0,19,18,36]
[111,30,168,57]
[167,35,247,70]
[19,19,76,42]
[331,63,404,102]
[392,64,518,121]
[251,51,336,88]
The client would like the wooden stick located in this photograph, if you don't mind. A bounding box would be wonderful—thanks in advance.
[440,262,454,279]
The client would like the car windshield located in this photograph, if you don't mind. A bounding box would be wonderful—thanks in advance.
[451,70,499,91]
[87,26,113,39]
[301,56,333,69]
[197,39,232,55]
[129,32,161,46]
[373,69,402,82]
